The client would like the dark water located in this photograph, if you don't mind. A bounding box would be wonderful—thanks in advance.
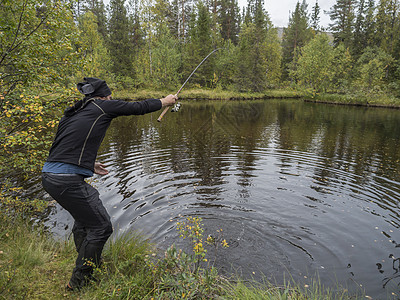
[44,99,400,298]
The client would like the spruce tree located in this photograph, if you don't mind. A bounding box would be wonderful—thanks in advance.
[327,0,357,47]
[235,0,279,91]
[187,2,214,87]
[86,0,108,38]
[351,0,376,57]
[281,1,313,81]
[374,0,399,58]
[108,0,133,77]
[218,0,241,44]
[364,0,376,48]
[311,0,321,31]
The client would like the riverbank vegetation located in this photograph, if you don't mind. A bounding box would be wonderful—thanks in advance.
[1,0,399,297]
[0,199,362,299]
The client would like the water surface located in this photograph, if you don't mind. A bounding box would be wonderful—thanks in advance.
[45,99,400,298]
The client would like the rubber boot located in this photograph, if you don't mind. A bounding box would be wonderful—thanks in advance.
[67,240,105,290]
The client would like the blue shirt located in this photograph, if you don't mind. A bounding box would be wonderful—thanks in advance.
[42,161,93,177]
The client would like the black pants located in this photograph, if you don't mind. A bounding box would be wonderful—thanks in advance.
[42,173,113,288]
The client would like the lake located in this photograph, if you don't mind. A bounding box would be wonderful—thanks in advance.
[43,99,400,298]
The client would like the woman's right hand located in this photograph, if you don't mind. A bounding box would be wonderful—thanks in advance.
[160,94,178,107]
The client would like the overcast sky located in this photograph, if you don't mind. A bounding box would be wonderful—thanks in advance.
[104,0,336,29]
[240,0,337,28]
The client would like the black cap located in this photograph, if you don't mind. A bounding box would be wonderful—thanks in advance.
[77,77,111,98]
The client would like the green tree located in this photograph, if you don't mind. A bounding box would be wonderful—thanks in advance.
[332,43,353,91]
[352,0,366,55]
[327,0,357,47]
[86,0,108,38]
[214,40,237,89]
[0,0,80,96]
[77,11,111,79]
[108,0,133,78]
[281,1,313,81]
[235,25,264,91]
[311,0,321,31]
[264,27,282,86]
[135,0,181,89]
[183,2,214,87]
[169,0,194,41]
[128,0,145,72]
[235,0,279,91]
[0,0,81,177]
[293,34,335,93]
[364,0,376,45]
[355,46,395,91]
[218,0,241,44]
[151,24,181,89]
[133,0,184,89]
[352,0,377,57]
[374,0,399,59]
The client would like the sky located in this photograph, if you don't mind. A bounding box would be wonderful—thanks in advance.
[103,0,337,29]
[240,0,337,28]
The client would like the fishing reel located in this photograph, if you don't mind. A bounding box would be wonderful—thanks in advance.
[171,102,181,112]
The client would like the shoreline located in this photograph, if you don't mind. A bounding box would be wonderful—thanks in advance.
[114,88,400,109]
[304,98,400,110]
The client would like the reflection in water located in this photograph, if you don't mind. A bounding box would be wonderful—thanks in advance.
[43,99,400,298]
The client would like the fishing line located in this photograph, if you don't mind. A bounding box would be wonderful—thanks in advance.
[157,48,222,122]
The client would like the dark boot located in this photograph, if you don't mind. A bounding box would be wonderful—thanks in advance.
[68,240,105,290]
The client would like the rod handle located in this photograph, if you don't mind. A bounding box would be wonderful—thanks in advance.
[157,106,170,122]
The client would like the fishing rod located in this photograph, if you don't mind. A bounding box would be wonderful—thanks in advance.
[157,48,221,122]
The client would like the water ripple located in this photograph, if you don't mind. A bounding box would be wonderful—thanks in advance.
[43,101,400,299]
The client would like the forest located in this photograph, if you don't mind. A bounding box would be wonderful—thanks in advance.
[1,1,400,297]
[1,0,400,178]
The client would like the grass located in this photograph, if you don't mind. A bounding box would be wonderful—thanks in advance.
[113,88,302,101]
[223,279,357,300]
[0,217,75,299]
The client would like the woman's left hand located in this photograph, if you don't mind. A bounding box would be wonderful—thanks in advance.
[94,162,109,175]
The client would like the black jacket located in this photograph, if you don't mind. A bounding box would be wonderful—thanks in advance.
[46,98,162,172]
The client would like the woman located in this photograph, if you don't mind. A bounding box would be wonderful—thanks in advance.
[42,77,177,290]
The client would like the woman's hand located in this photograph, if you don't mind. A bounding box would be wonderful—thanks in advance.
[94,162,109,175]
[160,94,178,107]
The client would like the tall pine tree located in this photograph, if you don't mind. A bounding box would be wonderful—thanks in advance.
[183,1,214,87]
[311,0,321,31]
[218,0,241,44]
[327,0,357,47]
[374,0,399,58]
[170,0,194,41]
[235,0,280,91]
[86,0,108,38]
[108,0,133,77]
[281,1,313,81]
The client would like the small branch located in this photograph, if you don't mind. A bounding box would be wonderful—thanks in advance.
[0,2,57,66]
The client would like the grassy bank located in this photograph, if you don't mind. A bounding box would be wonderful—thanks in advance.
[113,87,400,109]
[113,88,302,101]
[0,201,364,300]
[307,92,400,109]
